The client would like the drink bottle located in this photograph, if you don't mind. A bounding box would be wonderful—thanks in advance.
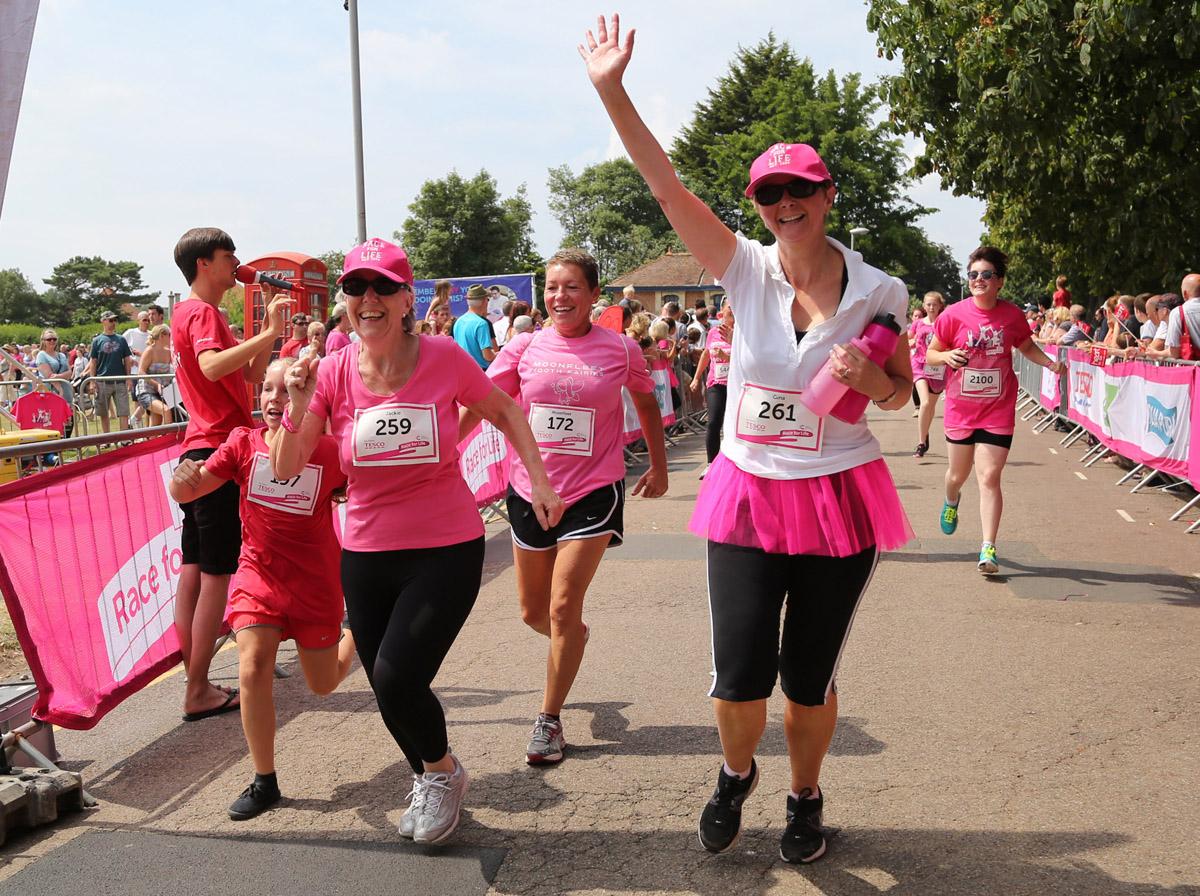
[801,313,902,422]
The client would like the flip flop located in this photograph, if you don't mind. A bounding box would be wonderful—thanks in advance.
[182,688,240,722]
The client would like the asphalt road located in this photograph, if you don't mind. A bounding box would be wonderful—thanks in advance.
[3,403,1198,895]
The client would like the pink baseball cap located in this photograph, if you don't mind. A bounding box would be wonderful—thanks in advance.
[744,142,832,198]
[338,237,414,286]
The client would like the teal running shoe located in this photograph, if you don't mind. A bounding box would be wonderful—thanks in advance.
[978,544,999,575]
[940,500,959,535]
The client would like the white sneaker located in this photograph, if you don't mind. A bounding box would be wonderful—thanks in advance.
[412,757,469,844]
[397,773,424,839]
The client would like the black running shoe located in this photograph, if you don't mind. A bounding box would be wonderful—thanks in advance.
[913,441,928,458]
[228,779,281,821]
[779,790,826,864]
[697,759,759,853]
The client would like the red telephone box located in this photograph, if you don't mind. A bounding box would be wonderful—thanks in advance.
[241,252,329,341]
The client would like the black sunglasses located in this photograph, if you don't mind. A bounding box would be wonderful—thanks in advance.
[44,337,58,342]
[753,178,828,206]
[341,275,409,297]
[967,270,998,281]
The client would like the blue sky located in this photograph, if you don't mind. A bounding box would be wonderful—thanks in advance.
[0,0,985,301]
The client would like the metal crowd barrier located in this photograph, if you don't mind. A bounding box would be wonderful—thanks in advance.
[1012,345,1199,533]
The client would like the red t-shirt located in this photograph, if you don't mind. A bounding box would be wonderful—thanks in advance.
[279,338,305,359]
[13,391,71,434]
[206,427,346,623]
[171,298,253,451]
[1052,288,1071,308]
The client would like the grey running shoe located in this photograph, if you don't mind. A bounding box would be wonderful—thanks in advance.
[397,774,424,839]
[525,712,566,765]
[412,757,469,844]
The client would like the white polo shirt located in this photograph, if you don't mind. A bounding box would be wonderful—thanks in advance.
[718,232,907,480]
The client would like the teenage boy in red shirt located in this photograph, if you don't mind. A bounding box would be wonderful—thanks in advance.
[170,227,292,721]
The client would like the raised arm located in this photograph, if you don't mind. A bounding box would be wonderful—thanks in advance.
[580,14,736,279]
[271,356,325,478]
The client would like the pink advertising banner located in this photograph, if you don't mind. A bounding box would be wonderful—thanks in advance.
[1038,344,1062,411]
[458,419,510,507]
[0,436,186,729]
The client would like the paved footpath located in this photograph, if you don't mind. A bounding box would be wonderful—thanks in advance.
[4,406,1199,895]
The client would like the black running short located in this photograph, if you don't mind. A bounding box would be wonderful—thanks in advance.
[706,541,879,706]
[945,429,1013,450]
[507,480,624,551]
[179,448,242,575]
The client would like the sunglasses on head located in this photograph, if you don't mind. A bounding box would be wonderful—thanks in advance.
[967,270,998,281]
[753,178,828,206]
[341,275,409,297]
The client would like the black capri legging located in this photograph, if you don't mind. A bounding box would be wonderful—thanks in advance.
[705,384,727,463]
[341,537,485,774]
[706,541,879,706]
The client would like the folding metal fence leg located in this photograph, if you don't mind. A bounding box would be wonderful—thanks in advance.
[1061,425,1087,447]
[1082,445,1109,466]
[1169,492,1200,522]
[1130,470,1163,494]
[1186,516,1199,534]
[1032,412,1058,434]
[7,727,98,807]
[1154,477,1185,492]
[1116,463,1145,486]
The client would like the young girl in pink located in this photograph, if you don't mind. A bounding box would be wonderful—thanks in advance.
[169,360,356,821]
[925,247,1065,575]
[909,291,947,457]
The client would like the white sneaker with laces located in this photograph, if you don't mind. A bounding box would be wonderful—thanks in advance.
[397,773,424,839]
[412,757,469,844]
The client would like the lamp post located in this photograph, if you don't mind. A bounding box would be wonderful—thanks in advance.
[346,0,367,243]
[849,226,869,252]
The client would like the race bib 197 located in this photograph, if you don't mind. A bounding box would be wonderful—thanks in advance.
[352,403,439,466]
[247,453,322,517]
[528,402,595,456]
[735,382,822,453]
[961,367,1002,398]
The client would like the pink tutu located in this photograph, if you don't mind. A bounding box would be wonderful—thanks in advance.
[689,454,914,557]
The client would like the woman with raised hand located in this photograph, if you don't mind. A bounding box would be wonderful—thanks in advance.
[271,238,563,845]
[464,248,667,767]
[580,14,915,864]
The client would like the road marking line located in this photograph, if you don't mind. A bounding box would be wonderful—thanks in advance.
[1075,471,1087,480]
[1049,448,1058,455]
[1116,509,1135,522]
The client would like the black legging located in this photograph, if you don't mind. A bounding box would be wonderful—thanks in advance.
[341,537,485,774]
[705,384,727,463]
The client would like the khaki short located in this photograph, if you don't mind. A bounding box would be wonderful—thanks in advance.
[96,380,130,417]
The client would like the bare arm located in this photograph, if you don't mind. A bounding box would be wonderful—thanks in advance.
[168,458,229,505]
[271,356,324,478]
[690,349,710,391]
[197,292,292,384]
[1017,337,1066,374]
[581,15,736,279]
[465,386,564,529]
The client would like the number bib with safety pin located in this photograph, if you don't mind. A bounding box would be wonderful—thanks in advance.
[528,402,595,456]
[713,360,731,381]
[735,383,823,453]
[352,403,439,466]
[247,453,322,517]
[923,362,946,380]
[960,367,1002,399]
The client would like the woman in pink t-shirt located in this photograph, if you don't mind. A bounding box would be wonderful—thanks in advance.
[926,247,1065,576]
[909,291,947,458]
[689,303,734,468]
[271,238,564,845]
[472,248,668,767]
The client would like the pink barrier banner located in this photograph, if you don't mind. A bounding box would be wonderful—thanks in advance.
[650,368,676,428]
[621,388,643,445]
[1038,343,1061,412]
[458,419,510,507]
[1066,349,1110,439]
[0,436,187,729]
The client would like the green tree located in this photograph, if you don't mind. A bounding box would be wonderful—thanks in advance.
[670,34,960,299]
[398,171,540,279]
[319,250,345,300]
[0,269,42,324]
[43,256,160,326]
[867,0,1200,300]
[547,158,678,282]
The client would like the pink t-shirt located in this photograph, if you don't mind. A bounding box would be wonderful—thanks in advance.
[704,327,732,387]
[934,299,1031,437]
[325,328,351,354]
[307,338,494,551]
[908,318,945,383]
[13,391,71,434]
[206,427,346,623]
[487,326,654,505]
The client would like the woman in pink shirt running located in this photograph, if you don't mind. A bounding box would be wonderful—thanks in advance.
[925,247,1065,575]
[909,291,947,458]
[470,248,668,766]
[271,238,564,845]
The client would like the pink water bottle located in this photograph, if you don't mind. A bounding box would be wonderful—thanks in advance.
[801,313,902,422]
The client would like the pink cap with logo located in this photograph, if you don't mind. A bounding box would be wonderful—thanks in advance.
[338,237,414,286]
[744,142,832,198]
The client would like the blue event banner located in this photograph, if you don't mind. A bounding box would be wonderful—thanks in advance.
[413,273,536,321]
